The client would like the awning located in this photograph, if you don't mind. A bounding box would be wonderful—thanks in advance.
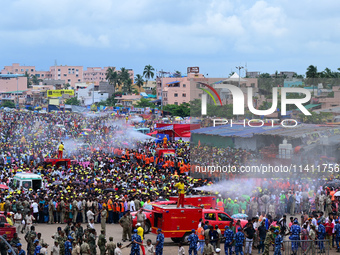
[166,81,180,85]
[293,104,321,111]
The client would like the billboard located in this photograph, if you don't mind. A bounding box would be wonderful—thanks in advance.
[187,67,199,73]
[47,90,74,98]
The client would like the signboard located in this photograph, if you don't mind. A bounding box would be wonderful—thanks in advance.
[47,90,74,98]
[187,67,199,73]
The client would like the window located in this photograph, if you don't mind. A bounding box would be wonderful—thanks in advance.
[182,93,186,97]
[78,79,81,81]
[199,93,202,97]
[76,74,79,77]
[26,69,29,71]
[21,69,24,72]
[174,93,178,97]
[174,102,178,105]
[183,84,186,87]
[68,79,71,82]
[58,74,61,76]
[36,74,40,77]
[41,74,44,77]
[76,69,78,71]
[251,83,255,87]
[196,84,200,88]
[58,69,61,71]
[218,213,231,221]
[15,69,18,72]
[204,213,216,220]
[64,74,67,76]
[31,69,34,72]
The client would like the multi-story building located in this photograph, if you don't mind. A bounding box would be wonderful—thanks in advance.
[76,84,109,106]
[49,65,83,86]
[83,67,134,83]
[2,63,52,79]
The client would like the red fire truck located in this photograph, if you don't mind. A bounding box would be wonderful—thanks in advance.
[169,195,216,209]
[151,204,248,243]
[44,158,71,168]
[0,212,16,239]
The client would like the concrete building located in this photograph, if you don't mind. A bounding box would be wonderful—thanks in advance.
[318,86,340,109]
[2,63,52,79]
[49,65,83,86]
[246,71,260,78]
[0,75,27,93]
[83,67,134,83]
[114,94,142,107]
[76,83,108,106]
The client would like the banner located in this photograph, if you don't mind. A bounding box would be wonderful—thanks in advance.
[47,90,74,97]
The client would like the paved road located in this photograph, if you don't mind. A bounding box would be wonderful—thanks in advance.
[16,223,180,255]
[14,223,337,255]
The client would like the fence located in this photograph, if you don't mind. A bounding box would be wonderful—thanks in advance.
[282,239,330,255]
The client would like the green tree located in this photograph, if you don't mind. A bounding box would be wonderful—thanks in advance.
[135,98,155,108]
[24,71,32,87]
[258,73,274,97]
[143,65,155,84]
[174,71,181,77]
[65,97,81,106]
[122,78,134,94]
[31,75,40,85]
[63,83,71,89]
[151,87,156,95]
[135,74,144,91]
[105,67,119,91]
[1,101,15,108]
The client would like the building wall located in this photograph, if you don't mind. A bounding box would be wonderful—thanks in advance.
[84,67,134,83]
[50,65,83,86]
[318,86,340,109]
[0,76,27,93]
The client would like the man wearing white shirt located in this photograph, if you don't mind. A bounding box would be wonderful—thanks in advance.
[129,200,135,212]
[14,209,23,233]
[31,200,39,222]
[25,211,35,233]
[86,209,95,223]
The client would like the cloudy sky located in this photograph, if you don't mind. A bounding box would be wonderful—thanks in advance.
[1,0,339,77]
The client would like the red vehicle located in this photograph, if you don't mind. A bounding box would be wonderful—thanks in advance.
[0,212,16,239]
[156,148,175,157]
[169,195,216,209]
[44,158,71,168]
[131,200,176,233]
[151,205,248,243]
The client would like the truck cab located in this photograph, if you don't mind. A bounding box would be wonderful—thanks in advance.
[13,172,42,191]
[0,212,16,239]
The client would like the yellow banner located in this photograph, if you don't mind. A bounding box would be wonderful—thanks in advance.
[47,90,74,97]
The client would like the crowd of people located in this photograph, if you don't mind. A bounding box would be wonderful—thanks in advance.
[1,110,340,255]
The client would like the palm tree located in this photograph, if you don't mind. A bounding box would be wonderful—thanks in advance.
[306,65,319,95]
[105,67,119,92]
[135,74,144,92]
[143,65,155,84]
[24,71,32,87]
[174,71,181,77]
[122,78,134,95]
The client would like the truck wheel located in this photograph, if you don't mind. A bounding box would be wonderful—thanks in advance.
[171,238,182,243]
[182,233,191,243]
[144,221,151,234]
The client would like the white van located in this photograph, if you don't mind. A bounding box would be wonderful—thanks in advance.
[13,173,42,191]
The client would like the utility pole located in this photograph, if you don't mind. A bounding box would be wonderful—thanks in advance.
[235,66,244,121]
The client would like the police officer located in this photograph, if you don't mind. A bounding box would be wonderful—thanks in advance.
[274,229,284,255]
[335,219,340,252]
[60,197,66,224]
[234,227,244,255]
[188,229,198,255]
[130,229,142,255]
[224,225,234,255]
[57,231,67,255]
[155,228,164,255]
[101,205,107,233]
[49,198,55,224]
[263,227,275,255]
[98,229,107,255]
[119,212,131,242]
[106,237,116,255]
[318,219,326,253]
[89,228,97,255]
[80,238,91,255]
[25,226,36,255]
[289,219,301,255]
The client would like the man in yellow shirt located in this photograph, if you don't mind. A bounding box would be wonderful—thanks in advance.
[136,223,145,255]
[175,179,185,208]
[58,142,64,159]
[6,212,13,226]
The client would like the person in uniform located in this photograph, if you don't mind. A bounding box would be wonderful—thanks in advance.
[89,228,97,255]
[306,225,316,255]
[136,208,146,230]
[49,198,55,224]
[188,229,198,255]
[130,229,142,255]
[274,229,284,255]
[224,225,234,255]
[318,219,326,253]
[119,212,131,242]
[25,226,36,255]
[155,229,164,255]
[106,237,116,255]
[72,241,80,255]
[289,219,301,255]
[17,243,26,255]
[10,232,21,248]
[101,206,107,233]
[335,219,340,252]
[80,239,91,255]
[58,142,65,159]
[64,236,73,255]
[75,222,84,243]
[72,199,78,223]
[60,198,66,224]
[14,209,23,233]
[98,229,107,255]
[263,227,275,255]
[234,227,244,255]
[57,231,67,255]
